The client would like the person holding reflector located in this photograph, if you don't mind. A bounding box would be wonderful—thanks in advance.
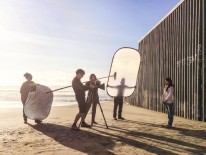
[108,78,135,120]
[20,73,43,124]
[107,47,140,120]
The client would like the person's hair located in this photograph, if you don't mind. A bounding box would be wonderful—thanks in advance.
[165,77,174,91]
[24,72,32,79]
[90,74,97,81]
[76,69,85,75]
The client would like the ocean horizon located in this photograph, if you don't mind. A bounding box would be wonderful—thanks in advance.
[0,86,112,108]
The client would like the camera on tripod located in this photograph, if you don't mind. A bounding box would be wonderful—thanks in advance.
[94,80,105,90]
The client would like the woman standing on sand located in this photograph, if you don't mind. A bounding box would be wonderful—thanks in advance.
[20,73,41,124]
[20,73,34,124]
[162,77,175,128]
[85,74,100,125]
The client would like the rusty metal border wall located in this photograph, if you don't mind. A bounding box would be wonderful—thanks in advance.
[127,0,206,121]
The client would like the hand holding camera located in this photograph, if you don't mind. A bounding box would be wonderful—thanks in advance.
[89,84,95,89]
[95,80,101,86]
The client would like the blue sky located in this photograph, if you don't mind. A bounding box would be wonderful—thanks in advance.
[0,0,180,86]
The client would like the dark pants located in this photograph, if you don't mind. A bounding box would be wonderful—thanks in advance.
[86,92,98,122]
[77,98,87,113]
[164,103,174,126]
[113,97,123,118]
[91,102,97,122]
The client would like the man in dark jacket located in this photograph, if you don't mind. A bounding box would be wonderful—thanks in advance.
[71,69,92,130]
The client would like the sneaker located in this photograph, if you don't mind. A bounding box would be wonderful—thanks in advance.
[92,121,98,124]
[24,118,27,124]
[118,117,125,120]
[35,120,42,124]
[113,118,117,120]
[81,122,91,128]
[71,125,80,131]
[166,124,172,128]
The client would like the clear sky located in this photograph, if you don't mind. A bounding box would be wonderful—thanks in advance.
[0,0,180,86]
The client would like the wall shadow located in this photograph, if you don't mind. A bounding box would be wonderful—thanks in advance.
[28,121,206,155]
[94,120,206,155]
[121,119,206,140]
[92,127,178,155]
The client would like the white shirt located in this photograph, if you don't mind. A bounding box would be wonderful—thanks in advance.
[163,86,174,103]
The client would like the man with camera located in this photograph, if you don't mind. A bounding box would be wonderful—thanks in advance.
[71,69,92,130]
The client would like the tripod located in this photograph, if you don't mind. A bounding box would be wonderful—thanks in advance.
[77,83,107,129]
[87,90,108,129]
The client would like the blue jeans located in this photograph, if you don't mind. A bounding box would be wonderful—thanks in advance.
[164,103,174,126]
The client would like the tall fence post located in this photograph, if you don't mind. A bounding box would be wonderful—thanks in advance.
[197,44,202,120]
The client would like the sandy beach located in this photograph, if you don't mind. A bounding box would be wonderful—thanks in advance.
[0,101,206,155]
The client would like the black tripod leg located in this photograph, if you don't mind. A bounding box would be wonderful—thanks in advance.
[78,117,83,129]
[98,102,108,129]
[89,93,94,126]
[91,117,93,126]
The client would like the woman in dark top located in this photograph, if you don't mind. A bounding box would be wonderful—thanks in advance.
[85,74,100,125]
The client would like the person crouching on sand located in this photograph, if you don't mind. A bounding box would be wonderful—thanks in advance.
[20,73,42,124]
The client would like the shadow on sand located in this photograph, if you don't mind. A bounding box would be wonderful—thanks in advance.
[94,119,206,155]
[122,119,206,140]
[28,123,115,155]
[28,120,206,155]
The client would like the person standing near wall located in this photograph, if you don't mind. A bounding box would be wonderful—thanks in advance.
[108,78,135,120]
[162,77,175,128]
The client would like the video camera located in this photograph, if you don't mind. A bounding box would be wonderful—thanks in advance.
[94,80,105,90]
